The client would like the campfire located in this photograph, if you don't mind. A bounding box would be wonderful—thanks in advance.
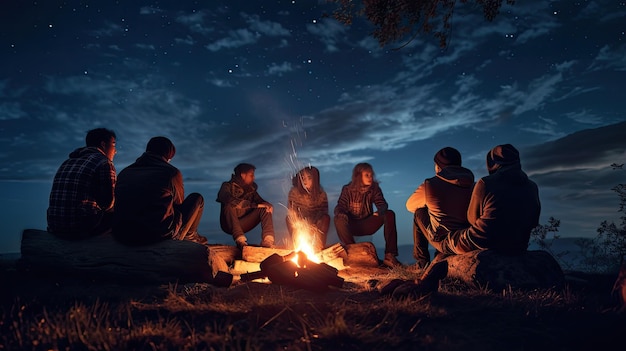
[238,219,347,291]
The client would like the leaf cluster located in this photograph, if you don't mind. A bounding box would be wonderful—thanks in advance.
[325,0,516,49]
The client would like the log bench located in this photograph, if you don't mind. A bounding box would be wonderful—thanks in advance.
[19,229,215,284]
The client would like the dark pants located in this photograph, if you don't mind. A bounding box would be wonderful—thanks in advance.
[220,206,274,242]
[174,192,205,243]
[413,207,432,264]
[286,214,330,251]
[334,210,398,255]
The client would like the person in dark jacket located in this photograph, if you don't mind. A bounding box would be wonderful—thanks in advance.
[47,127,117,239]
[442,144,541,254]
[286,166,330,252]
[217,163,275,249]
[406,147,475,268]
[112,136,206,246]
[334,162,402,268]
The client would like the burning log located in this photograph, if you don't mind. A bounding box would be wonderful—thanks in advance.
[242,243,347,263]
[240,252,344,291]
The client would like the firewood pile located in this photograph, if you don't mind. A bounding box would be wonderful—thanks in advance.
[208,242,382,291]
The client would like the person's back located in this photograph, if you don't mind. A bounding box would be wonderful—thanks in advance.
[420,166,474,236]
[406,147,474,267]
[47,128,117,239]
[113,151,182,245]
[445,144,541,254]
[466,144,540,253]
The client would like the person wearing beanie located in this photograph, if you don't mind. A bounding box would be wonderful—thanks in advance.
[216,163,276,249]
[112,136,207,246]
[406,146,475,269]
[442,143,540,254]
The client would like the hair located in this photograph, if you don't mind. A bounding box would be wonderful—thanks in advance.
[350,162,377,187]
[234,163,256,176]
[146,136,176,160]
[85,128,116,147]
[293,166,323,195]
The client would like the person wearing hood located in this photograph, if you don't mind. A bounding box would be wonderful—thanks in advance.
[217,163,275,249]
[112,136,207,246]
[442,143,541,254]
[47,127,117,239]
[286,166,330,252]
[406,147,475,269]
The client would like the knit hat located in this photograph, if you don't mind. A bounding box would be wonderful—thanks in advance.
[486,144,520,174]
[146,136,176,160]
[434,147,462,168]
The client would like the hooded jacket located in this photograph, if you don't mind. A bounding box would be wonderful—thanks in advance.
[112,152,184,245]
[216,174,268,218]
[287,167,329,222]
[406,165,475,240]
[47,146,116,236]
[464,144,541,253]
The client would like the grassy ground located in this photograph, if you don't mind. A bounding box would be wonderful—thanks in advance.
[1,256,624,351]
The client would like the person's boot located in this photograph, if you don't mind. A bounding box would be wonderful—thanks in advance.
[382,253,402,268]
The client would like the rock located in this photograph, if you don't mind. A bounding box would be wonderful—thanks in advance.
[433,249,565,291]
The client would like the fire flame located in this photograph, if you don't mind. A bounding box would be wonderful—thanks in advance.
[289,217,321,265]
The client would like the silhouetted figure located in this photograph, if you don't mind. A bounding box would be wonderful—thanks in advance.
[47,127,117,239]
[286,166,330,252]
[442,144,541,254]
[112,136,206,245]
[406,147,475,268]
[334,162,402,268]
[217,163,275,249]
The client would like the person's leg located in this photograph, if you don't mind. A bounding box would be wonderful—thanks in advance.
[442,227,484,255]
[413,208,431,267]
[259,208,275,247]
[220,205,249,244]
[382,210,399,256]
[334,214,354,245]
[315,214,331,250]
[176,193,207,244]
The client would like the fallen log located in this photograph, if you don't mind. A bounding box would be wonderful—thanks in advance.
[19,229,223,285]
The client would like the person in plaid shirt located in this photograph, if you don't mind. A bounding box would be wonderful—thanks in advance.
[47,128,117,239]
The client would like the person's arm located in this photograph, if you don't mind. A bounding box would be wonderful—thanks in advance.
[406,182,427,213]
[372,184,388,215]
[172,170,185,205]
[334,186,349,217]
[95,160,116,211]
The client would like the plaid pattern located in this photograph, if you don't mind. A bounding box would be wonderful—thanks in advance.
[47,147,116,235]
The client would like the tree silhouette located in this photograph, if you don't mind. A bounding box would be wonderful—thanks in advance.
[325,0,516,49]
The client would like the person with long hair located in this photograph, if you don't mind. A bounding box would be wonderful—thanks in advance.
[286,166,330,252]
[334,162,402,268]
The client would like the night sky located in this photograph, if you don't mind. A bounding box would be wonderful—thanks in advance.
[1,1,624,255]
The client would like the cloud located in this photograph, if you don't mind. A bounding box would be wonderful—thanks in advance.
[306,18,346,52]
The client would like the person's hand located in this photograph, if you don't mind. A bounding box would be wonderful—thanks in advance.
[373,212,379,216]
[258,203,273,214]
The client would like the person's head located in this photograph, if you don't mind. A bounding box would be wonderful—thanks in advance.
[486,144,520,174]
[86,127,116,161]
[351,162,375,187]
[434,147,462,173]
[234,163,256,185]
[146,136,176,161]
[293,166,321,192]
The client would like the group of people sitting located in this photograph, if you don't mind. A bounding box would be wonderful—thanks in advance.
[46,127,541,270]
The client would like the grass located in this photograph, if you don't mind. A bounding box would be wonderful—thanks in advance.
[1,263,624,351]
